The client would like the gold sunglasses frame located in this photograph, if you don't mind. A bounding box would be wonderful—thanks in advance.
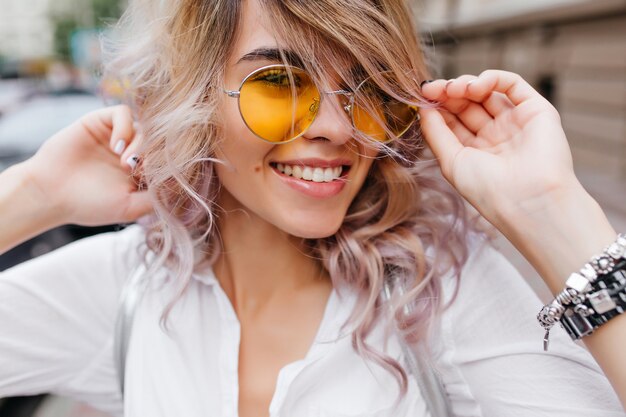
[223,64,418,144]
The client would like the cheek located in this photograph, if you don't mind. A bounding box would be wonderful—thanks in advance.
[213,145,270,222]
[220,96,247,140]
[214,110,274,214]
[217,98,268,170]
[214,137,268,187]
[352,144,379,181]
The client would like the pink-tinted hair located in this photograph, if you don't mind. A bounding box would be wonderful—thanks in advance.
[104,0,484,397]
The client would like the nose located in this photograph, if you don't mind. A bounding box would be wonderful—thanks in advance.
[302,92,353,145]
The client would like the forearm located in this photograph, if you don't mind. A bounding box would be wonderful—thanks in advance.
[0,162,64,255]
[494,180,626,406]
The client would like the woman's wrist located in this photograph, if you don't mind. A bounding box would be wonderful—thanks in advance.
[493,178,617,294]
[19,158,69,225]
[0,161,66,254]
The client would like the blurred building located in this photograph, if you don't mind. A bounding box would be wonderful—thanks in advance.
[416,0,626,300]
[0,0,120,66]
[0,0,53,60]
[418,0,626,181]
[0,0,92,60]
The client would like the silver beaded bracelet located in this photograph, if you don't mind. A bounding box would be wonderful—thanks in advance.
[537,233,626,351]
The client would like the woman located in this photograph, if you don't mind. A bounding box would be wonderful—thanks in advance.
[0,0,624,416]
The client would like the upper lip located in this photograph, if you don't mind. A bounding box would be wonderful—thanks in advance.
[270,158,352,168]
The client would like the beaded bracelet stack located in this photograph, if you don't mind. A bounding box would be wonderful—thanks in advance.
[537,233,626,351]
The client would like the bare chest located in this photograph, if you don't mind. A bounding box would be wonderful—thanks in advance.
[236,296,330,417]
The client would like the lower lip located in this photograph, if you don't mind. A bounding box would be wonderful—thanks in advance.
[272,168,347,198]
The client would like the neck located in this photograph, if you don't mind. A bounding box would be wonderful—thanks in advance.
[213,192,329,315]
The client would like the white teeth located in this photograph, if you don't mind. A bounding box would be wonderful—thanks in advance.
[302,166,313,181]
[323,167,335,182]
[312,167,324,182]
[292,165,303,179]
[274,163,344,182]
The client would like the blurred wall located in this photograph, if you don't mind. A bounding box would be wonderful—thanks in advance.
[0,0,54,59]
[416,0,626,298]
[418,0,626,180]
[0,0,105,61]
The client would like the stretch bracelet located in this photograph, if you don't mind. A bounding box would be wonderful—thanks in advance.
[537,233,626,351]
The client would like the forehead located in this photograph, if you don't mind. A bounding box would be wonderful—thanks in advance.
[228,0,281,67]
[227,0,360,85]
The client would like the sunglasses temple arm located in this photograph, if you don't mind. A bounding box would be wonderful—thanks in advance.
[223,89,240,98]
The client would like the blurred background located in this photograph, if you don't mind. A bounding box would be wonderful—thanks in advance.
[0,0,124,416]
[0,0,625,416]
[417,0,626,308]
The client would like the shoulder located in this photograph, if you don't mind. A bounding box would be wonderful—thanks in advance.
[1,223,148,306]
[0,225,147,413]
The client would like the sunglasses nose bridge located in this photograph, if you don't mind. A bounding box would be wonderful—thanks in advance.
[301,89,354,145]
[322,90,353,116]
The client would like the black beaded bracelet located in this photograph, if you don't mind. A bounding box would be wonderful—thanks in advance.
[560,259,626,341]
[537,234,626,350]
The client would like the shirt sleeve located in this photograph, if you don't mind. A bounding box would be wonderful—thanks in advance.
[434,234,625,417]
[0,224,146,417]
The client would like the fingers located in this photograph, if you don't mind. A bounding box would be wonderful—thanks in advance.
[421,69,544,136]
[119,129,144,172]
[102,111,146,205]
[479,92,515,118]
[82,105,140,170]
[419,107,463,178]
[468,69,543,106]
[437,109,475,146]
[80,105,134,152]
[107,105,135,157]
[422,70,544,110]
[422,76,494,134]
[99,106,146,172]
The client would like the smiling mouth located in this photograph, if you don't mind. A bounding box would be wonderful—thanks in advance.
[269,162,351,183]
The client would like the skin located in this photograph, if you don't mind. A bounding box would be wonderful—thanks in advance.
[212,2,379,414]
[0,105,151,252]
[0,1,624,415]
[419,73,625,406]
[214,2,390,416]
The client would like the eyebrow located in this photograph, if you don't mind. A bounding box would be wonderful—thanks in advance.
[236,47,305,67]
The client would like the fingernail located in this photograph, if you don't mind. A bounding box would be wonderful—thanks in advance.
[114,139,126,155]
[420,79,434,88]
[467,79,477,86]
[445,79,456,88]
[126,154,139,170]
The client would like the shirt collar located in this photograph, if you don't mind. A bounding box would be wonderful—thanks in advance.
[191,267,220,286]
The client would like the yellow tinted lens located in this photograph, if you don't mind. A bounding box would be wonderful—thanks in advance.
[352,99,387,142]
[385,100,418,138]
[239,67,320,142]
[353,78,418,142]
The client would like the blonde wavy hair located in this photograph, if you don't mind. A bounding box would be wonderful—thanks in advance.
[104,0,482,395]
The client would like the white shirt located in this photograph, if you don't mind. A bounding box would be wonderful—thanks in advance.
[0,225,623,417]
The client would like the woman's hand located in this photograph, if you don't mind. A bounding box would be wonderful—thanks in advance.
[418,69,618,289]
[420,71,626,405]
[419,70,579,227]
[22,104,153,227]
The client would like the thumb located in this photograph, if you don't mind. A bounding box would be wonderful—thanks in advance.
[419,108,464,180]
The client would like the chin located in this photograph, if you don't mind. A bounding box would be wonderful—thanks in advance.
[278,214,344,240]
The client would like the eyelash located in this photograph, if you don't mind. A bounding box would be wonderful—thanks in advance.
[253,70,302,88]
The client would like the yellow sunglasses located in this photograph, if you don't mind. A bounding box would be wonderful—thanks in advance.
[223,64,419,143]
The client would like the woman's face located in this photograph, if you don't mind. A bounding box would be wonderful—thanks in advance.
[215,0,379,239]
